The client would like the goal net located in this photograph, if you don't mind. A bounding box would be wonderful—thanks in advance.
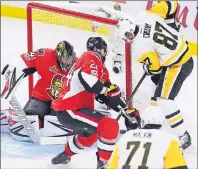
[26,2,132,108]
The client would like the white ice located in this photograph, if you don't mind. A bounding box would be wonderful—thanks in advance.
[1,16,197,168]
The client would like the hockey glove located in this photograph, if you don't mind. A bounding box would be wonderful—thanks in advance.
[105,84,121,97]
[143,64,152,76]
[104,84,122,112]
[143,64,162,76]
[124,108,141,130]
[95,94,108,104]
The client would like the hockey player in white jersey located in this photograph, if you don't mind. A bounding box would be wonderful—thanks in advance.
[108,106,188,169]
[91,6,134,74]
[114,2,194,150]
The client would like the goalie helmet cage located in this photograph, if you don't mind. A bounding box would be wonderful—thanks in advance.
[26,2,132,108]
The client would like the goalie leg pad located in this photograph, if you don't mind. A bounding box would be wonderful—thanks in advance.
[1,110,9,133]
[7,112,40,142]
[1,98,13,133]
[41,115,73,137]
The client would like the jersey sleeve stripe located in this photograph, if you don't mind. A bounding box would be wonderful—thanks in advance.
[162,37,190,66]
[169,46,190,67]
[78,69,104,94]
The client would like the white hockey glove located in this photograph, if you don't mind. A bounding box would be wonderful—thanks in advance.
[143,64,162,76]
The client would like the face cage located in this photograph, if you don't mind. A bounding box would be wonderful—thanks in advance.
[57,51,75,71]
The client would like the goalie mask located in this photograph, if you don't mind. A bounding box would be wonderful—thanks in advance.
[116,19,138,43]
[55,41,76,71]
[86,37,108,63]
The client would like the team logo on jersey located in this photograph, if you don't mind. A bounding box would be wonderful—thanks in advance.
[49,65,58,73]
[46,74,64,99]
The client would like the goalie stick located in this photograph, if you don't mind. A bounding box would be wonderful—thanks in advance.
[1,65,40,144]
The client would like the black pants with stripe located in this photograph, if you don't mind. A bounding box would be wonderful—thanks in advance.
[154,57,194,100]
[56,108,105,136]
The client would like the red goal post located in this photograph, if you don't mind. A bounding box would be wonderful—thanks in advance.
[26,2,132,108]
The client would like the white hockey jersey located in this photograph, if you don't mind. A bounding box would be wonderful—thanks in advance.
[132,12,192,73]
[108,129,187,169]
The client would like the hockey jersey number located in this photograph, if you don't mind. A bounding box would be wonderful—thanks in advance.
[122,141,152,169]
[153,22,178,50]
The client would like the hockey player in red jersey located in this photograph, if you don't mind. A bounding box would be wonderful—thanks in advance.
[50,37,141,169]
[20,41,76,128]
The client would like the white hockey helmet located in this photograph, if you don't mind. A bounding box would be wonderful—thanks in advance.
[141,106,165,129]
[115,19,136,43]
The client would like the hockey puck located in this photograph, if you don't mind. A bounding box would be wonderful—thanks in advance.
[119,129,126,134]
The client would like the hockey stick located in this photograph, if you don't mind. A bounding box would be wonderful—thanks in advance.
[9,96,41,143]
[1,65,40,144]
[126,72,147,105]
[116,72,147,121]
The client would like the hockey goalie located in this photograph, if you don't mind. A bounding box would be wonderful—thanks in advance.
[1,40,77,143]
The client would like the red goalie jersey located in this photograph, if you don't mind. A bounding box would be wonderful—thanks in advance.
[21,48,70,101]
[51,51,111,111]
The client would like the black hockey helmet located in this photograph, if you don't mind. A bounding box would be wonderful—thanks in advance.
[86,37,108,63]
[55,41,76,71]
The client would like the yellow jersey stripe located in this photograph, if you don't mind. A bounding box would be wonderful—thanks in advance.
[162,36,186,66]
[162,66,181,98]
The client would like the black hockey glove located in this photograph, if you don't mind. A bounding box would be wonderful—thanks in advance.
[124,108,141,130]
[95,94,108,104]
[103,84,122,112]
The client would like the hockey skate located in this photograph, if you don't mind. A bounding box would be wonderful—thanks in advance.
[51,151,71,165]
[96,152,108,169]
[179,131,192,150]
